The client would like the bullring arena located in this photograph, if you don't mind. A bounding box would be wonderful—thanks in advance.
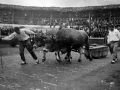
[0,3,120,90]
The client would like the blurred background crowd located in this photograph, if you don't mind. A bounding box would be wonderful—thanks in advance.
[1,4,120,38]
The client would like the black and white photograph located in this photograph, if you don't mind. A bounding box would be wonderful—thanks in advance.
[0,0,120,90]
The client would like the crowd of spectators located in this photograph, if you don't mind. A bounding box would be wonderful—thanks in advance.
[0,16,120,38]
[0,10,120,27]
[0,26,14,36]
[89,18,120,37]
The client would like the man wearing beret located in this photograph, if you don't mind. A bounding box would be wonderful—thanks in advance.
[0,27,39,65]
[107,24,120,64]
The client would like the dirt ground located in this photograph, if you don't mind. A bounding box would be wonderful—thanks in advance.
[0,44,120,90]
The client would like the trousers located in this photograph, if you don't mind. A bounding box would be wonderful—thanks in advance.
[108,41,119,60]
[19,38,37,61]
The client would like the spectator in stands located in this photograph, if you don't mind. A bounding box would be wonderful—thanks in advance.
[115,24,120,32]
[0,27,39,65]
[107,23,120,64]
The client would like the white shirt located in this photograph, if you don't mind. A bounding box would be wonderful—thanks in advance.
[2,28,35,41]
[107,29,120,43]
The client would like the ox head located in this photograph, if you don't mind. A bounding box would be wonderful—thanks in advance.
[33,33,46,48]
[43,35,59,52]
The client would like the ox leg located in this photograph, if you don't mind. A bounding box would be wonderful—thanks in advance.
[55,51,61,62]
[65,53,72,60]
[42,50,47,62]
[78,47,82,62]
[84,43,93,61]
[65,47,72,63]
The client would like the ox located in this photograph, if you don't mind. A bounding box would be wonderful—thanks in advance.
[33,28,58,47]
[34,28,93,62]
[33,29,70,62]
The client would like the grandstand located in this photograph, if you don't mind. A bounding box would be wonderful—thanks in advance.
[1,3,120,46]
[0,3,120,26]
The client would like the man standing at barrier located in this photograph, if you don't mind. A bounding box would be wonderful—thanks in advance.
[107,24,120,64]
[0,27,39,65]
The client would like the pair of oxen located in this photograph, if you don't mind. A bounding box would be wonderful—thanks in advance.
[33,28,93,63]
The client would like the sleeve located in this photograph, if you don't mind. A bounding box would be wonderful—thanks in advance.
[2,32,16,40]
[116,30,120,39]
[24,29,36,35]
[107,31,110,44]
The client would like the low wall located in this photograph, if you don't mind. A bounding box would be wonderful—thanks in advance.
[0,24,60,29]
[89,37,106,45]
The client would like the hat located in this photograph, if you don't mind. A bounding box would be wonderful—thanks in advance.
[108,23,114,27]
[14,27,19,32]
[115,24,120,27]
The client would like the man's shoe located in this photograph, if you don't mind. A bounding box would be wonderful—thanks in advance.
[35,60,40,64]
[111,60,115,64]
[111,58,119,64]
[115,58,118,62]
[111,59,117,64]
[20,61,27,65]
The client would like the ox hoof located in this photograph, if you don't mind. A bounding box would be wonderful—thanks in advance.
[65,56,72,60]
[57,59,61,62]
[67,59,70,62]
[65,57,72,59]
[67,60,71,64]
[89,57,93,61]
[64,57,67,60]
[78,59,82,62]
[42,58,46,62]
[67,61,71,64]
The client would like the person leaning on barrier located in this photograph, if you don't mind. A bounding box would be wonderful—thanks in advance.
[0,27,39,65]
[107,24,120,64]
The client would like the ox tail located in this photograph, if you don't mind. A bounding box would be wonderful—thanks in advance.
[84,41,93,61]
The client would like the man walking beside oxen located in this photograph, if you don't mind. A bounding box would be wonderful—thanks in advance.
[107,24,120,64]
[0,27,39,65]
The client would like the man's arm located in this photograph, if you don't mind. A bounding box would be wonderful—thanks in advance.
[116,30,120,39]
[24,29,36,35]
[1,32,16,41]
[107,31,110,44]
